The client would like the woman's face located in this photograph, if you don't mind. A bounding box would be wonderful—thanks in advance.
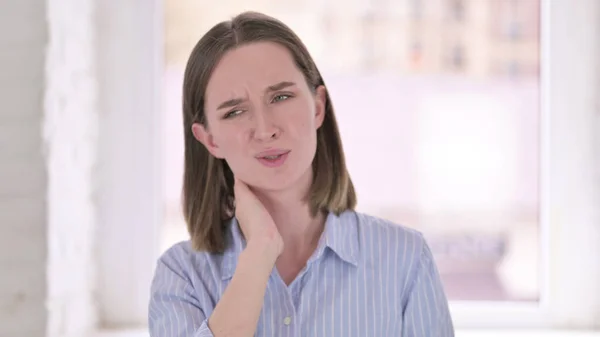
[193,41,327,191]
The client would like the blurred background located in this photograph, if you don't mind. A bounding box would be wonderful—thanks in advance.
[1,0,599,336]
[163,0,541,303]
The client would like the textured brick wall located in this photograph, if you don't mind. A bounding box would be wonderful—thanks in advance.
[0,0,49,336]
[0,0,98,336]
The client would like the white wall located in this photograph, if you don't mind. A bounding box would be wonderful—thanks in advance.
[0,0,98,336]
[95,0,164,327]
[0,0,162,334]
[45,0,99,336]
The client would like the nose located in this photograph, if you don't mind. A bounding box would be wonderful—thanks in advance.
[252,107,280,141]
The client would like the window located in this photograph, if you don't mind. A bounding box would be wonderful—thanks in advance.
[449,0,465,22]
[448,43,466,69]
[96,0,600,333]
[491,0,540,41]
[162,0,540,303]
[411,0,423,20]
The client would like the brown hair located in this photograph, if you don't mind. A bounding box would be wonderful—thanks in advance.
[182,11,356,252]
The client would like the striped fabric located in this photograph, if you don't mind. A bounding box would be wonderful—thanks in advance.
[149,210,454,336]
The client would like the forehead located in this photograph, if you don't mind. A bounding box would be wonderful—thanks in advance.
[205,42,305,105]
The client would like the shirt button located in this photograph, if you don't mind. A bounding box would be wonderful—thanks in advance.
[283,316,292,325]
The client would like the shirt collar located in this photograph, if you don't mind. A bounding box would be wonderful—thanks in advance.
[313,210,360,267]
[219,210,360,280]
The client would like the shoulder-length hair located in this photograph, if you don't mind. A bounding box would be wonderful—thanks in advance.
[182,11,356,252]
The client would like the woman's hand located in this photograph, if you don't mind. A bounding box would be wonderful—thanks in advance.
[233,177,284,259]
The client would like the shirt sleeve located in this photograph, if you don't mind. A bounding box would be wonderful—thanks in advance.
[148,253,215,337]
[402,240,455,337]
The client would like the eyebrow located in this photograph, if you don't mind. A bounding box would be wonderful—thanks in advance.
[266,81,296,92]
[217,98,244,110]
[216,81,297,110]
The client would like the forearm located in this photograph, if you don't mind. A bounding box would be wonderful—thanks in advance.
[207,241,277,336]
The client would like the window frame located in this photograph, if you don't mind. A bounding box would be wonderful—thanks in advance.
[95,0,600,331]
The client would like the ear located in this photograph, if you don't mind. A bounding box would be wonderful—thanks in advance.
[191,122,225,158]
[314,85,327,129]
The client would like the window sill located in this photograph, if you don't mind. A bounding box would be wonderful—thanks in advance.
[95,328,600,337]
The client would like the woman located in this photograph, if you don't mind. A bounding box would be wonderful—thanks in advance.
[149,11,454,337]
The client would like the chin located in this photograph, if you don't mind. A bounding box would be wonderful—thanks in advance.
[231,154,314,192]
[249,174,299,192]
[247,165,312,194]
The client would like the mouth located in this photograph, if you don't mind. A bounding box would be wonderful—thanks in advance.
[261,154,285,160]
[255,149,290,158]
[256,150,290,168]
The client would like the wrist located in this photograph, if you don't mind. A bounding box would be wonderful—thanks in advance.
[244,238,281,265]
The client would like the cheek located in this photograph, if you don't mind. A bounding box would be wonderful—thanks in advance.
[286,104,317,135]
[300,113,319,138]
[213,126,247,154]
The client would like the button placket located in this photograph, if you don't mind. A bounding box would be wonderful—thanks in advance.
[282,291,295,328]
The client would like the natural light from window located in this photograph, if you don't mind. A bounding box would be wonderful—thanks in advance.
[161,0,541,303]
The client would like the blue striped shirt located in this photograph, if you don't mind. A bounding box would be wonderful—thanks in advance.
[149,210,454,336]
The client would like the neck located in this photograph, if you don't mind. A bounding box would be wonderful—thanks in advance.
[251,173,325,254]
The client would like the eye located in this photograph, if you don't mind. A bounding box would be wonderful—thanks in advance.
[223,109,243,119]
[271,94,292,103]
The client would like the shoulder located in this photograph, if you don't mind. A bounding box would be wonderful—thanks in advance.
[350,211,437,302]
[354,211,427,256]
[158,240,198,267]
[155,240,201,279]
[149,240,225,319]
[352,211,431,279]
[154,238,227,285]
[154,219,241,285]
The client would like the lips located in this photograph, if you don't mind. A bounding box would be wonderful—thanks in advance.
[255,149,290,168]
[255,149,290,159]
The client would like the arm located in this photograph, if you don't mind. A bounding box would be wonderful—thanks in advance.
[401,241,455,337]
[150,178,282,336]
[149,241,278,337]
[207,240,278,336]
